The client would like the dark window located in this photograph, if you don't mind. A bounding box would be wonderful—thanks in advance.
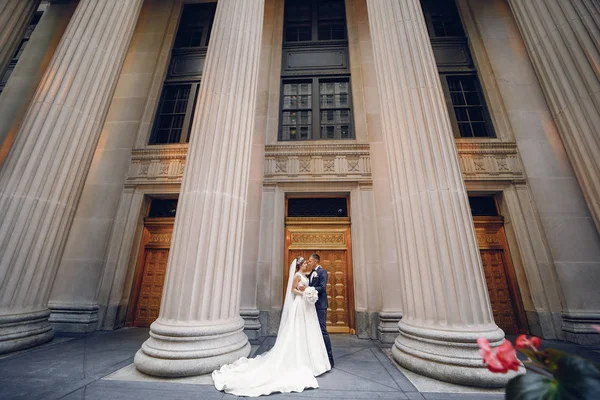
[282,81,312,140]
[317,1,346,40]
[420,0,495,138]
[468,196,499,217]
[444,75,493,138]
[319,80,351,139]
[149,3,215,145]
[285,2,312,42]
[284,0,346,43]
[0,10,43,95]
[281,78,353,141]
[280,0,353,141]
[148,199,178,218]
[288,197,348,217]
[149,84,200,144]
[174,3,216,49]
[421,0,465,38]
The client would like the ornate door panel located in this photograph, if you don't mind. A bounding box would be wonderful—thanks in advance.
[134,248,169,327]
[285,217,355,334]
[127,218,174,328]
[474,217,527,335]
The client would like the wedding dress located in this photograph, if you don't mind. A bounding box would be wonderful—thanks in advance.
[212,260,331,397]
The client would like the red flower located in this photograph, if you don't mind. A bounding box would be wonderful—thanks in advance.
[477,338,520,373]
[515,334,541,350]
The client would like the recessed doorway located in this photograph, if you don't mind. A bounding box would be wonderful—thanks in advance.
[126,198,177,327]
[469,195,528,334]
[284,196,355,334]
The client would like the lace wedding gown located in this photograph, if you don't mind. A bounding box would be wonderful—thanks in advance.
[212,272,331,397]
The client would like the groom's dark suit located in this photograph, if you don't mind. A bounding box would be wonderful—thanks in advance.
[309,266,334,368]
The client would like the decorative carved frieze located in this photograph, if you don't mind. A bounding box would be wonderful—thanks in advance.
[126,147,187,187]
[149,233,172,245]
[291,232,346,245]
[125,141,524,187]
[456,141,525,182]
[264,143,372,183]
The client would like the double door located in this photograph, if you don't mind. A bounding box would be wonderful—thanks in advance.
[475,216,528,334]
[285,217,355,334]
[126,218,173,327]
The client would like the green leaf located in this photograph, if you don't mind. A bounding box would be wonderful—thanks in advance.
[506,355,600,400]
[506,374,558,400]
[553,355,600,400]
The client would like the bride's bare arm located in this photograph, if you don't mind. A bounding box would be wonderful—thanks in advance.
[292,274,304,296]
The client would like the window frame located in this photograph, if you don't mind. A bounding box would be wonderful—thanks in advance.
[149,82,200,145]
[279,76,355,141]
[420,0,496,139]
[439,73,496,139]
[148,3,216,145]
[172,2,216,50]
[420,0,465,39]
[283,0,348,45]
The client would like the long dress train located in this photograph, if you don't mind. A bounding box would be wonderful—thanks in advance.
[212,272,331,397]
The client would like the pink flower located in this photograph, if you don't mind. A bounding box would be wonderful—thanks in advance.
[478,338,520,373]
[515,334,541,350]
[593,325,600,334]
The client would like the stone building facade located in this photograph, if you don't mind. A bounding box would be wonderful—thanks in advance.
[0,0,599,386]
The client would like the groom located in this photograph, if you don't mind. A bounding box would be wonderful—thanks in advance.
[306,253,334,368]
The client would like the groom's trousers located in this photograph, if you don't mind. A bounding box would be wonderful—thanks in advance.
[316,309,334,367]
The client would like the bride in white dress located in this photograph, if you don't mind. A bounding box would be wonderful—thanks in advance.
[212,257,331,397]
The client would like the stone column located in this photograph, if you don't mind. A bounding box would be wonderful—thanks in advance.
[366,0,515,387]
[0,0,143,354]
[134,0,264,378]
[507,0,600,232]
[48,0,178,334]
[0,0,77,166]
[468,0,600,345]
[0,0,41,79]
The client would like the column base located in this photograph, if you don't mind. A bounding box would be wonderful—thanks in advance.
[240,309,261,341]
[378,312,402,344]
[134,316,250,377]
[0,309,54,354]
[49,302,99,333]
[562,312,600,345]
[392,321,520,388]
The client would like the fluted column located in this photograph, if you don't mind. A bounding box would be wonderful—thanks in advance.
[508,0,600,232]
[366,0,515,387]
[134,0,264,378]
[0,1,77,166]
[0,0,143,354]
[0,0,41,79]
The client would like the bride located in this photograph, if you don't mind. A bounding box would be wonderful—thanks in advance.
[212,257,331,397]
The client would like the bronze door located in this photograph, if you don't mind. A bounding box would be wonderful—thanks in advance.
[127,218,173,328]
[285,217,355,334]
[475,217,527,334]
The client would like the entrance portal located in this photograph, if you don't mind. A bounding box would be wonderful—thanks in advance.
[284,197,355,334]
[470,196,528,334]
[126,199,177,327]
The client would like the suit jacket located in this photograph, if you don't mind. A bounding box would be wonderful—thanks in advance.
[309,266,328,310]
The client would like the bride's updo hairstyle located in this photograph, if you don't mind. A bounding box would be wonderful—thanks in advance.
[295,256,306,272]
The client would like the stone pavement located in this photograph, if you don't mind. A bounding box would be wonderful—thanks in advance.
[0,328,598,400]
